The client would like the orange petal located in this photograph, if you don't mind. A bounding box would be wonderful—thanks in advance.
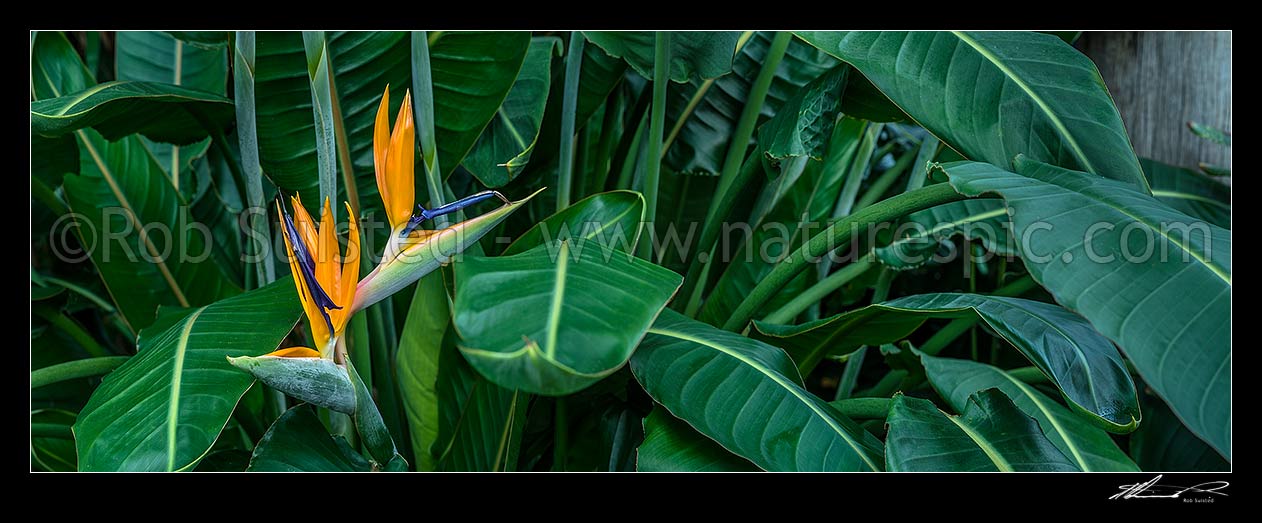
[289,194,318,250]
[333,202,361,336]
[278,203,330,349]
[373,86,392,217]
[315,197,338,298]
[385,90,415,229]
[264,347,322,358]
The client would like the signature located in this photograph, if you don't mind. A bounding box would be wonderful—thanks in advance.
[1110,475,1229,500]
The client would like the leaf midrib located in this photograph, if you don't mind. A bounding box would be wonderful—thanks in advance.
[942,409,1013,472]
[647,326,880,471]
[949,32,1099,180]
[166,306,205,471]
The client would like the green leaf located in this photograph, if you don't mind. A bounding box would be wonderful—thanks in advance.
[941,158,1231,458]
[631,309,884,471]
[455,242,682,395]
[166,31,231,49]
[699,118,864,326]
[637,407,758,471]
[247,406,372,472]
[885,390,1079,472]
[921,355,1139,472]
[32,133,78,185]
[756,64,847,160]
[115,31,227,195]
[429,31,532,180]
[755,293,1139,431]
[31,31,95,101]
[402,300,530,472]
[530,38,628,175]
[584,31,741,83]
[74,278,303,471]
[1188,121,1230,146]
[1142,158,1231,229]
[874,199,1014,271]
[502,190,644,255]
[31,82,235,146]
[665,32,835,176]
[796,31,1149,191]
[462,37,561,187]
[116,31,227,94]
[31,409,78,472]
[63,130,241,332]
[396,272,452,470]
[1130,392,1229,471]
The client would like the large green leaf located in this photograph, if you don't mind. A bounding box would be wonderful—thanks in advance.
[462,37,560,187]
[886,390,1078,472]
[755,64,846,161]
[1129,392,1229,471]
[699,119,863,326]
[31,81,234,146]
[429,31,532,180]
[753,293,1139,431]
[74,278,302,471]
[247,406,372,472]
[116,31,227,94]
[942,158,1231,458]
[1141,158,1231,229]
[503,190,644,255]
[254,31,409,215]
[584,31,741,83]
[30,31,95,101]
[874,198,1014,271]
[631,309,884,471]
[63,130,240,332]
[454,242,682,395]
[921,355,1139,472]
[637,407,758,472]
[396,272,451,470]
[399,288,530,473]
[796,31,1149,191]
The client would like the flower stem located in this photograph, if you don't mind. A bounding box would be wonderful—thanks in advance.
[830,397,891,420]
[411,31,448,227]
[636,31,671,261]
[31,356,129,389]
[722,184,968,331]
[761,256,876,325]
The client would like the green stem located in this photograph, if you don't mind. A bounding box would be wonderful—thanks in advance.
[904,136,939,192]
[871,266,895,303]
[830,123,883,220]
[553,397,568,470]
[31,423,74,439]
[762,256,875,324]
[613,108,649,191]
[676,147,762,315]
[31,356,129,389]
[590,92,623,194]
[31,176,68,215]
[33,305,111,358]
[834,346,868,401]
[557,32,585,211]
[39,276,115,313]
[411,31,447,227]
[830,397,891,420]
[722,184,968,331]
[677,32,791,301]
[854,146,918,211]
[637,32,670,261]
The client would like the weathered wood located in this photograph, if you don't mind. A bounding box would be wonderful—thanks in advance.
[1079,31,1231,175]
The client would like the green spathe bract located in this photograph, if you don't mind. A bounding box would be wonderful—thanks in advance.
[227,355,356,414]
[354,188,542,313]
